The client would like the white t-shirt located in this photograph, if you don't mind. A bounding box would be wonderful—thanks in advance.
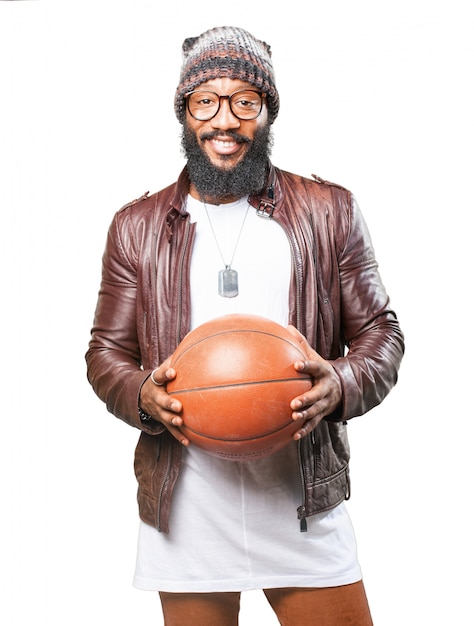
[133,195,362,592]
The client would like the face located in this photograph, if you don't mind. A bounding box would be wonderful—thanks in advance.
[183,78,272,203]
[186,77,269,169]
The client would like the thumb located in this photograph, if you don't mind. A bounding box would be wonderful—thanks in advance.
[286,325,314,359]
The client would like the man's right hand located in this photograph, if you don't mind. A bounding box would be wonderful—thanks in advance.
[138,358,190,446]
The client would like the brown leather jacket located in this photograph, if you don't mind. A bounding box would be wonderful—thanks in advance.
[86,163,404,533]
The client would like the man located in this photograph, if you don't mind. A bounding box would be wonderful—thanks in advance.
[86,26,404,625]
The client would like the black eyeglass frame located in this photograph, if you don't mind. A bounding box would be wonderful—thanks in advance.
[184,89,266,121]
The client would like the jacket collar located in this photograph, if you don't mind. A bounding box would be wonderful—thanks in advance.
[249,162,278,217]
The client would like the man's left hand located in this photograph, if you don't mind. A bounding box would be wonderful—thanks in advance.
[286,325,343,440]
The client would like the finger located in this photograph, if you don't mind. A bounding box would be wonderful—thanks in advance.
[294,358,328,383]
[161,411,189,446]
[159,395,189,445]
[163,393,182,415]
[150,366,176,386]
[293,415,323,440]
[166,422,190,447]
[290,385,323,414]
[291,387,332,425]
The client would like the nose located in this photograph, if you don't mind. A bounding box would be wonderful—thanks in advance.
[210,97,241,130]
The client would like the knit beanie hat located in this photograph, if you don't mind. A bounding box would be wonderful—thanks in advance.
[174,26,279,125]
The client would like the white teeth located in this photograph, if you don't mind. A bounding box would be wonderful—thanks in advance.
[214,140,235,147]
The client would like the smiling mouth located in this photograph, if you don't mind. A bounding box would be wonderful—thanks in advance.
[204,134,250,159]
[209,137,240,154]
[213,138,237,149]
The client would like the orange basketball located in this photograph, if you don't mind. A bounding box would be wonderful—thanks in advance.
[167,314,313,461]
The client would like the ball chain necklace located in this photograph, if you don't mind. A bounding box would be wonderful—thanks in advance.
[202,198,251,298]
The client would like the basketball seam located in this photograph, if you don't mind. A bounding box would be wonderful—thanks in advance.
[181,418,295,442]
[172,329,307,365]
[170,376,312,394]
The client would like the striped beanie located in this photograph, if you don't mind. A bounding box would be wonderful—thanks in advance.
[174,26,279,125]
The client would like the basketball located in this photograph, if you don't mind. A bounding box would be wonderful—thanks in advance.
[166,314,313,461]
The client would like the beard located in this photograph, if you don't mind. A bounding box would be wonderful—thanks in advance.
[181,122,273,203]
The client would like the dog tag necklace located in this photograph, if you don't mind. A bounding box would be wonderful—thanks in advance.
[203,200,251,298]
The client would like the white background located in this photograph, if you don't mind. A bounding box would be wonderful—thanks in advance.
[1,1,472,624]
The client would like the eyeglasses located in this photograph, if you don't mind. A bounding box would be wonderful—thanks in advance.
[185,89,266,121]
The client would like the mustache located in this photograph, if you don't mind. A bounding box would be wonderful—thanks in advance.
[199,130,251,144]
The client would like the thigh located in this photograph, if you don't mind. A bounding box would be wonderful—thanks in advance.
[159,591,241,626]
[263,582,373,626]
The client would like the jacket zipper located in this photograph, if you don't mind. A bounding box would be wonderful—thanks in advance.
[273,213,304,333]
[292,234,307,531]
[175,218,192,346]
[151,223,170,533]
[297,439,308,532]
[274,213,307,531]
[157,442,173,532]
[156,217,192,532]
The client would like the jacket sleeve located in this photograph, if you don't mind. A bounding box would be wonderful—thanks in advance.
[329,195,405,421]
[85,210,163,434]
